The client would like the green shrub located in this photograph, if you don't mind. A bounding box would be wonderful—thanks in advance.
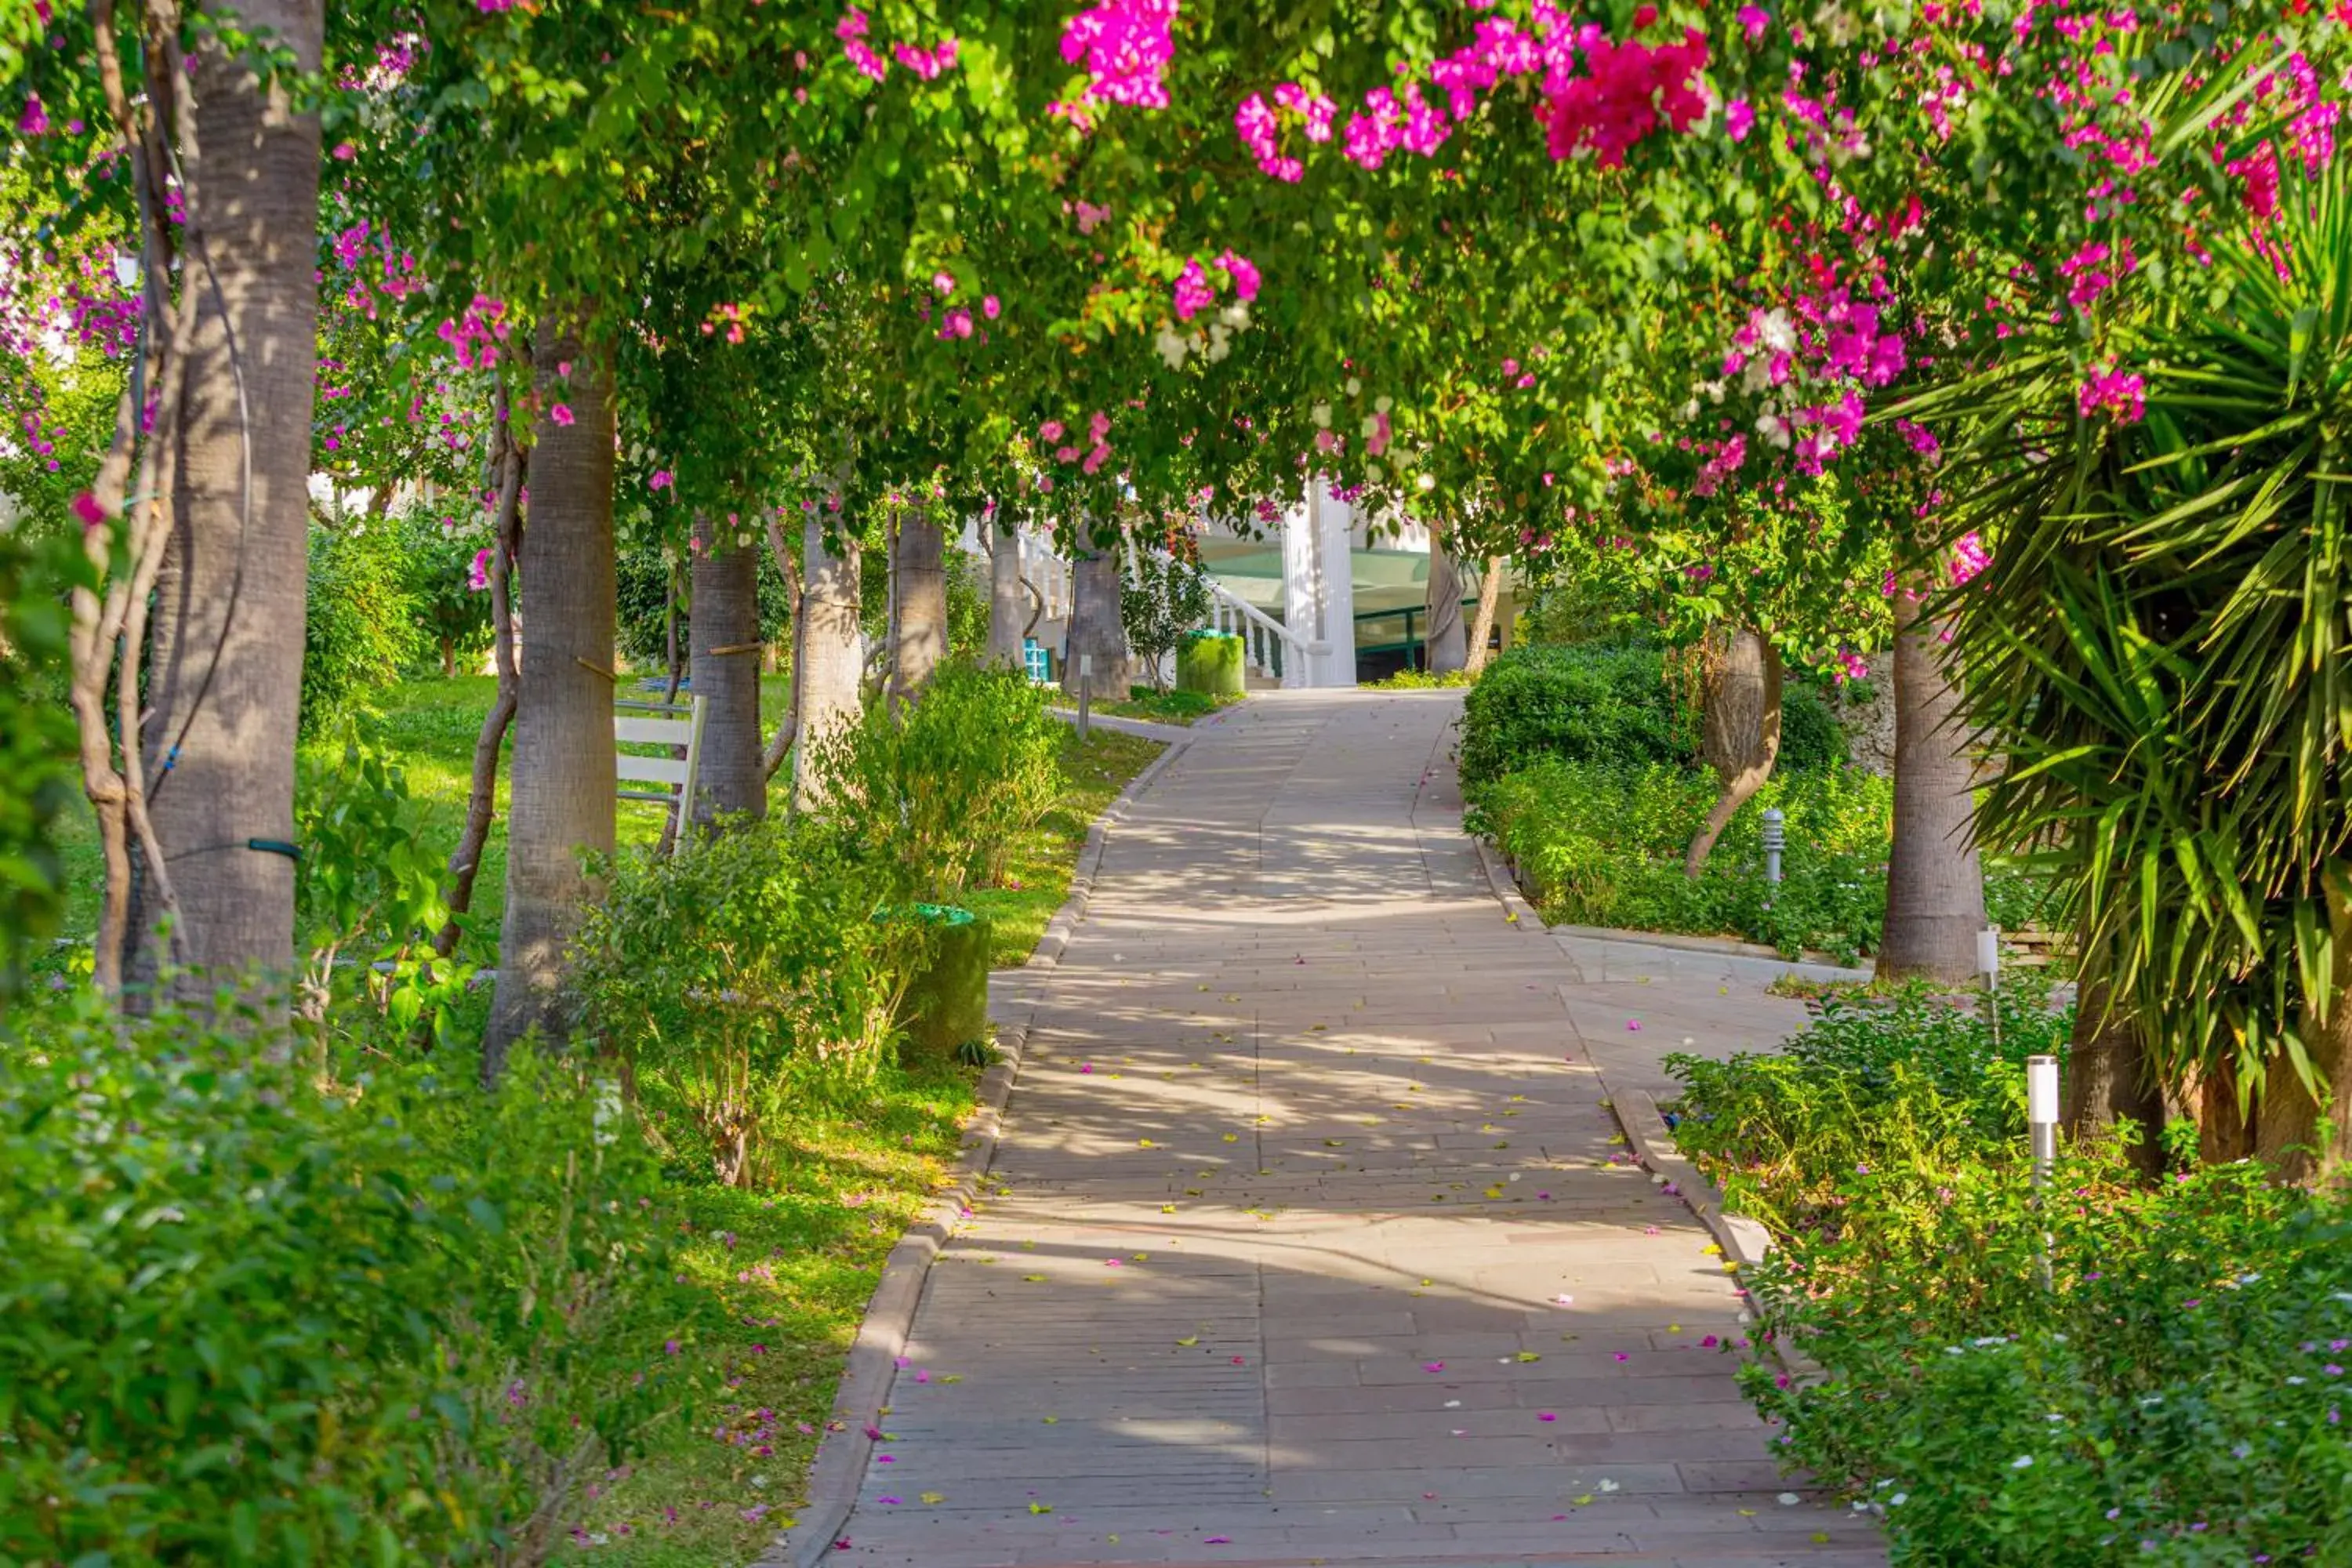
[814,658,1064,900]
[1176,630,1245,697]
[572,818,920,1185]
[1778,681,1841,772]
[1672,994,2352,1563]
[397,505,495,677]
[1457,643,1697,787]
[0,518,78,994]
[1471,757,1894,960]
[304,517,425,733]
[0,996,690,1567]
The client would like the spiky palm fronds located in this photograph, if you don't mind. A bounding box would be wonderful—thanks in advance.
[1924,154,2352,1105]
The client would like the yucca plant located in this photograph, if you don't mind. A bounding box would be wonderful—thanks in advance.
[1923,151,2352,1176]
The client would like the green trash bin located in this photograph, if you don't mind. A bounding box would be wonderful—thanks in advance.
[1178,631,1245,698]
[891,903,994,1057]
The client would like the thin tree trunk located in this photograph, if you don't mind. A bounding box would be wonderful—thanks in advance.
[1878,586,1987,982]
[793,516,862,812]
[127,0,324,1004]
[1465,555,1505,675]
[1424,534,1466,674]
[988,519,1026,667]
[485,324,617,1079]
[691,512,764,829]
[760,510,800,782]
[1062,546,1130,703]
[434,405,524,958]
[889,504,947,706]
[2252,872,2352,1181]
[1685,626,1780,876]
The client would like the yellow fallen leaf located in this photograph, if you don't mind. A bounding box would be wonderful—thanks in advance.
[921,1493,946,1505]
[1029,1502,1054,1514]
[1222,1133,1240,1143]
[1138,1138,1156,1149]
[1176,1336,1199,1347]
[1161,1204,1177,1214]
[1702,1243,1722,1256]
[1573,1494,1594,1506]
[1041,1416,1058,1425]
[1023,1274,1047,1283]
[938,1374,962,1384]
[1516,1352,1541,1363]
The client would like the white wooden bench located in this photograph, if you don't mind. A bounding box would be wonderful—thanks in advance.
[615,695,707,844]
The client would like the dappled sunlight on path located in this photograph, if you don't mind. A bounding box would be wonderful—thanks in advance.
[818,691,1884,1567]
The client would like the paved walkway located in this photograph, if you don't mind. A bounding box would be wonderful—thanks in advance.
[826,691,1884,1567]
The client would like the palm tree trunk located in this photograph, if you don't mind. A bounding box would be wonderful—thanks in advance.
[1878,586,1987,981]
[793,517,862,811]
[434,407,524,957]
[1464,556,1505,675]
[128,0,324,1004]
[1062,547,1129,703]
[988,519,1026,667]
[2063,960,2167,1179]
[1684,626,1780,875]
[889,505,947,706]
[485,325,617,1079]
[690,512,764,829]
[1424,535,1466,674]
[2252,872,2352,1181]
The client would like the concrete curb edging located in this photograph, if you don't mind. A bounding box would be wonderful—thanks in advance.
[1476,833,1828,1385]
[767,724,1194,1568]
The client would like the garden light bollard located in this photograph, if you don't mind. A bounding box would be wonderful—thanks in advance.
[1077,653,1093,740]
[1760,808,1784,885]
[2027,1052,2059,1291]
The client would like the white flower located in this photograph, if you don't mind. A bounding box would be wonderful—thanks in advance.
[1756,412,1791,450]
[1366,462,1384,483]
[1345,376,1363,397]
[1206,325,1232,363]
[1597,1479,1621,1494]
[1374,394,1394,414]
[1218,301,1250,330]
[1311,402,1333,429]
[1889,1492,1908,1507]
[1741,355,1773,394]
[1758,307,1796,353]
[1777,1492,1802,1506]
[1361,416,1381,439]
[1155,328,1190,369]
[2010,1455,2034,1470]
[1416,473,1436,492]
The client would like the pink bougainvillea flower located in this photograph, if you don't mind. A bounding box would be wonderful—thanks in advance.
[1627,1019,1642,1031]
[1423,1360,1445,1372]
[1737,3,1771,41]
[1059,0,1178,111]
[550,403,575,426]
[1725,98,1755,141]
[2078,368,2147,423]
[467,548,492,592]
[1216,249,1261,302]
[982,295,1000,319]
[1538,1411,1558,1421]
[1173,257,1215,321]
[71,491,108,527]
[1612,1352,1631,1363]
[932,270,956,295]
[1040,419,1066,444]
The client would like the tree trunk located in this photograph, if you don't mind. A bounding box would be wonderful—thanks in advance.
[1062,546,1130,703]
[440,636,456,678]
[1424,535,1466,674]
[888,505,947,706]
[434,406,524,958]
[1878,586,1987,982]
[2252,873,2352,1181]
[987,520,1026,668]
[760,511,800,782]
[1464,556,1505,675]
[127,0,324,1004]
[690,512,764,829]
[2063,962,2167,1179]
[793,516,862,812]
[485,325,617,1079]
[1684,626,1780,876]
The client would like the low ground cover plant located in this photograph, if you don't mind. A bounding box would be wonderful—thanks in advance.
[1460,644,2049,958]
[1670,993,2352,1563]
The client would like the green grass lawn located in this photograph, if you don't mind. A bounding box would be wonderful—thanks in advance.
[50,677,1162,976]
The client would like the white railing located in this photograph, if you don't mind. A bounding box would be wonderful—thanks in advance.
[1202,572,1314,689]
[1018,532,1073,624]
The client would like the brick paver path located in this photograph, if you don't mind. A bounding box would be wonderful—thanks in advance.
[827,691,1885,1567]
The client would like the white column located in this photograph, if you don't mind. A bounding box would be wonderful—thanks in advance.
[1315,481,1357,688]
[1279,488,1318,688]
